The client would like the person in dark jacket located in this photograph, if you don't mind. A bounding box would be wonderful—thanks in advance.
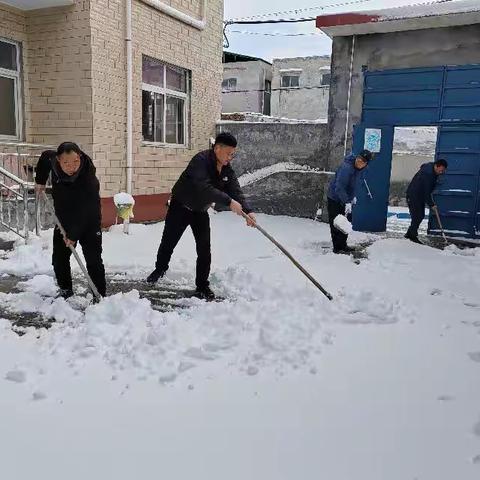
[327,149,372,254]
[35,142,106,299]
[405,158,448,244]
[146,132,256,299]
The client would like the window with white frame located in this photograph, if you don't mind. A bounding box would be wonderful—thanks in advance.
[142,56,190,145]
[281,75,300,88]
[0,39,21,139]
[222,78,237,91]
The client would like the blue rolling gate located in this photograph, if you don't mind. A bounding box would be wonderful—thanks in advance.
[352,64,480,239]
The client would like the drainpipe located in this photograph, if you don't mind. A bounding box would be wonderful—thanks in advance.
[125,0,133,233]
[343,34,356,157]
[140,0,207,30]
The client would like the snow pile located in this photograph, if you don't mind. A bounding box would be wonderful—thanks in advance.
[219,112,328,124]
[238,162,334,188]
[113,192,135,206]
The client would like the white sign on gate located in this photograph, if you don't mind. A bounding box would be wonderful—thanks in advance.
[364,128,382,153]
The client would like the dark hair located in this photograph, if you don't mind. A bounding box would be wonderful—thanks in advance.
[39,149,56,162]
[358,149,373,162]
[57,142,82,156]
[214,132,237,148]
[434,158,448,169]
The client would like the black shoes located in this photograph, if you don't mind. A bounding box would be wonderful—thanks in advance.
[194,286,216,300]
[146,269,165,284]
[404,233,423,244]
[333,246,356,255]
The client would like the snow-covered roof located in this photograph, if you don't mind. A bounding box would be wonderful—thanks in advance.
[316,0,480,37]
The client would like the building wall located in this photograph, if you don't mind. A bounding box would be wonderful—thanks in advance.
[90,0,224,224]
[217,121,330,217]
[0,2,94,151]
[327,23,480,170]
[271,56,330,121]
[1,0,224,225]
[221,60,272,114]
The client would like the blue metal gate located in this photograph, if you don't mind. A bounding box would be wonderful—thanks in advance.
[353,63,480,239]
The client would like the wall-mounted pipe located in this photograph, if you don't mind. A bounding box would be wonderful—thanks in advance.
[140,0,207,30]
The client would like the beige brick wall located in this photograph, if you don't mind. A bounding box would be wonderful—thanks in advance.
[25,3,93,151]
[91,0,224,197]
[0,2,94,152]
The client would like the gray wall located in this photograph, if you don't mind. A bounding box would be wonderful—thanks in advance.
[327,23,480,169]
[217,121,330,217]
[271,56,330,120]
[222,61,272,114]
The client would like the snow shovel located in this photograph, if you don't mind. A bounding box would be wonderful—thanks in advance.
[432,205,448,246]
[241,211,333,301]
[41,192,102,302]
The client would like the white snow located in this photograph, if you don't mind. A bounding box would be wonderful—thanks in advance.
[113,192,135,206]
[1,213,480,480]
[238,162,334,187]
[333,214,352,234]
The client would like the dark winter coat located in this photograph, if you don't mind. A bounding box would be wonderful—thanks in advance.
[35,150,101,241]
[406,162,438,207]
[327,154,365,205]
[171,149,252,213]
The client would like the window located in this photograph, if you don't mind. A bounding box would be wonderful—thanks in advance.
[142,56,190,145]
[0,39,21,139]
[321,73,331,86]
[281,75,299,88]
[222,78,237,91]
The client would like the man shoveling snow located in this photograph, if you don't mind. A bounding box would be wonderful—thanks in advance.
[327,149,372,254]
[35,142,106,300]
[146,132,256,300]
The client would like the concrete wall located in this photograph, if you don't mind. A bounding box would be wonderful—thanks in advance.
[327,23,480,170]
[271,56,330,121]
[221,60,272,114]
[217,121,330,217]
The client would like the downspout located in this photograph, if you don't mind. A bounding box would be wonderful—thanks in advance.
[125,0,133,233]
[140,0,207,30]
[343,34,356,157]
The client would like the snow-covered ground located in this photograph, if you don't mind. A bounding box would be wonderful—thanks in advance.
[1,213,480,480]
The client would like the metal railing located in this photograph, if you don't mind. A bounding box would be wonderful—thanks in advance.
[0,142,54,241]
[0,166,30,240]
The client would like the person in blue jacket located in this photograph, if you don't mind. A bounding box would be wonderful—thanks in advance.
[405,158,448,244]
[327,149,372,253]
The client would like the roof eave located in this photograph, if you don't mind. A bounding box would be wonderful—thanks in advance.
[317,11,480,38]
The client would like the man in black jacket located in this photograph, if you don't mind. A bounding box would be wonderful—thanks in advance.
[146,132,255,299]
[405,158,448,244]
[35,142,106,299]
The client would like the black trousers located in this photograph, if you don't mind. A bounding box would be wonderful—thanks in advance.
[52,227,106,296]
[406,198,425,238]
[155,199,211,289]
[327,197,348,252]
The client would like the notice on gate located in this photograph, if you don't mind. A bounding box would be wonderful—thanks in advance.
[364,128,382,153]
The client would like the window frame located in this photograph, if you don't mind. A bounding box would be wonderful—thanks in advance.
[0,37,22,141]
[141,57,190,148]
[222,77,237,91]
[280,74,300,89]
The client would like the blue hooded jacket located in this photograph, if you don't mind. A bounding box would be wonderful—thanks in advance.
[327,154,364,205]
[406,162,438,207]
